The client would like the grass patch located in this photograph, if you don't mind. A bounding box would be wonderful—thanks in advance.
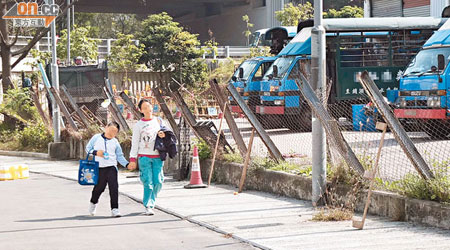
[251,157,312,177]
[312,207,353,221]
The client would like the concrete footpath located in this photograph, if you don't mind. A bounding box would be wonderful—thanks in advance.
[3,155,450,250]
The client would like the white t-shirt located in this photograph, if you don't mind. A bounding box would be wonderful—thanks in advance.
[130,117,163,160]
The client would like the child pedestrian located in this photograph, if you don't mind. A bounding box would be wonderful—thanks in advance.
[85,121,129,217]
[128,99,166,216]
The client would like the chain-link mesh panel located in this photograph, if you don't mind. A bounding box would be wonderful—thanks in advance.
[326,95,450,182]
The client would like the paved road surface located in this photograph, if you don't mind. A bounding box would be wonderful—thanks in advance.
[0,174,255,250]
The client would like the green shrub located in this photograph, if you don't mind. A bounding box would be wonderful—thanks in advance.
[17,123,53,152]
[377,161,450,203]
[193,138,211,160]
[0,88,39,123]
[222,151,243,163]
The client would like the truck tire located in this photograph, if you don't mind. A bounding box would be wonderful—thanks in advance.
[423,120,450,140]
[285,114,312,132]
[256,114,283,129]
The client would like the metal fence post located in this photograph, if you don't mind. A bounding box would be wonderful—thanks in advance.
[50,0,60,142]
[311,0,327,206]
[66,0,71,65]
[106,39,111,56]
[225,46,230,58]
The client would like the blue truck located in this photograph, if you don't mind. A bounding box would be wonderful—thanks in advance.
[256,17,447,131]
[229,56,276,114]
[392,19,450,139]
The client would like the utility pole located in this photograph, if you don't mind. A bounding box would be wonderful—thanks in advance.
[66,0,71,65]
[50,0,60,142]
[311,0,327,206]
[71,3,75,29]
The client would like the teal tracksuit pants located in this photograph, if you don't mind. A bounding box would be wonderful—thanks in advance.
[139,157,164,208]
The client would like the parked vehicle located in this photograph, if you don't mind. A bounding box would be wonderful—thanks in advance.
[229,57,276,115]
[256,17,446,131]
[390,19,450,139]
[250,26,296,54]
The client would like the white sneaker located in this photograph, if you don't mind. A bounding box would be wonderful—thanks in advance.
[111,208,122,217]
[144,207,154,216]
[89,202,97,216]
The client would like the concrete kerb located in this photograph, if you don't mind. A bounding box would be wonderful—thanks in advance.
[0,150,49,159]
[29,167,268,250]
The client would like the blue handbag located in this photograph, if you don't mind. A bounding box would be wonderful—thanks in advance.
[78,153,99,185]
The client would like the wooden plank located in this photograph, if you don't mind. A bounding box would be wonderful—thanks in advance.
[171,90,228,151]
[239,128,255,193]
[30,89,51,128]
[210,79,247,159]
[119,91,142,120]
[352,122,387,230]
[227,84,284,162]
[80,105,104,126]
[60,85,89,128]
[102,86,130,131]
[171,90,203,141]
[49,87,78,131]
[154,87,180,138]
[293,74,365,175]
[208,102,227,186]
[358,71,434,179]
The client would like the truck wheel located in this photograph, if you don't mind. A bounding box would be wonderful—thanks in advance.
[285,114,312,132]
[256,114,283,129]
[423,120,450,140]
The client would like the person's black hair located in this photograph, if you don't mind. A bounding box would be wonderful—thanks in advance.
[138,99,151,117]
[138,99,151,110]
[107,121,120,131]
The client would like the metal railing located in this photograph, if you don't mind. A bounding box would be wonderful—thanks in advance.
[10,36,138,59]
[11,36,251,59]
[201,46,251,59]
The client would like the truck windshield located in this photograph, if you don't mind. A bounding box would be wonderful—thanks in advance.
[404,48,450,76]
[263,57,295,80]
[249,32,261,47]
[233,60,259,80]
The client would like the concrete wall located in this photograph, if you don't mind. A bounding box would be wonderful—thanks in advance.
[178,0,281,45]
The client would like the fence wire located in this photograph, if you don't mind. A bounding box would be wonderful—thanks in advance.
[221,76,449,183]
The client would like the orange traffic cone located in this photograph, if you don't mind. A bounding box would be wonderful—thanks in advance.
[184,146,207,189]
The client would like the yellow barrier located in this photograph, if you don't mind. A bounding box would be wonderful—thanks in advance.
[0,165,29,181]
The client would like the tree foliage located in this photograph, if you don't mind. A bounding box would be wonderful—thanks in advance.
[242,15,254,45]
[108,33,145,73]
[57,26,99,62]
[275,2,314,26]
[324,6,364,18]
[138,12,206,88]
[275,3,363,26]
[69,13,142,38]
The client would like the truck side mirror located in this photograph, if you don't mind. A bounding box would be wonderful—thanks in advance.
[273,65,278,78]
[438,54,445,71]
[239,68,244,79]
[231,76,237,82]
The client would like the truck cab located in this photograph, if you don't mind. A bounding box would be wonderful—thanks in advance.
[229,56,276,113]
[392,20,450,139]
[257,27,313,131]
